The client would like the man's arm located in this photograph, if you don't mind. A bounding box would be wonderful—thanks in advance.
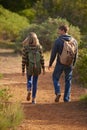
[49,40,58,67]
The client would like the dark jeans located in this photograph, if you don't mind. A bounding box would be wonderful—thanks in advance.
[27,75,38,98]
[52,62,72,102]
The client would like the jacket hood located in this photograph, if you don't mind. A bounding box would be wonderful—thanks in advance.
[59,34,72,41]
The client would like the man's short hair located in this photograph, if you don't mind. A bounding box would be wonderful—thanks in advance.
[59,25,69,33]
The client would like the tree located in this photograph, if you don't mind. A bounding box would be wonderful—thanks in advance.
[0,0,37,12]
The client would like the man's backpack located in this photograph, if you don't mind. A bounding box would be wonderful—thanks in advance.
[28,46,41,75]
[59,38,77,66]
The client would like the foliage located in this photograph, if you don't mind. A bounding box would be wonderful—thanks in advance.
[34,0,49,23]
[80,94,87,102]
[0,88,12,104]
[0,0,37,12]
[0,5,29,41]
[18,17,81,51]
[0,0,87,33]
[0,88,24,130]
[34,0,87,33]
[79,34,87,48]
[19,8,36,23]
[0,73,3,79]
[58,0,87,33]
[75,48,87,87]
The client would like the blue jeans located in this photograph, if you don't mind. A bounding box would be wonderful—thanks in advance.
[27,75,38,98]
[52,62,72,102]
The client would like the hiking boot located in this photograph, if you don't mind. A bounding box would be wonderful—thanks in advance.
[32,98,36,104]
[32,100,36,104]
[55,94,61,102]
[26,91,31,101]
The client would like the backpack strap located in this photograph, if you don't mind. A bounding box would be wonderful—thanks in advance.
[28,45,40,68]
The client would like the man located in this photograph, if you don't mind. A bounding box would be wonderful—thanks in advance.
[48,25,78,102]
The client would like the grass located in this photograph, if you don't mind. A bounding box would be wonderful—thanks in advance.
[80,94,87,102]
[0,88,24,130]
[0,103,24,130]
[0,73,3,79]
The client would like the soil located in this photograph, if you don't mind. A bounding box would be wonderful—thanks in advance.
[0,49,87,130]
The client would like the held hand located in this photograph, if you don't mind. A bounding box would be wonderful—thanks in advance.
[48,66,51,71]
[43,69,45,75]
[72,66,75,70]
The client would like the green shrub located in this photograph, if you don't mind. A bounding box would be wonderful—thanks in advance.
[0,88,12,104]
[0,5,29,41]
[0,88,24,130]
[19,8,36,23]
[80,94,87,102]
[0,103,24,130]
[79,34,87,48]
[18,17,81,51]
[75,48,87,87]
[0,73,3,79]
[34,0,49,23]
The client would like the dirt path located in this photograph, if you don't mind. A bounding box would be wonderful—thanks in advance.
[0,49,87,130]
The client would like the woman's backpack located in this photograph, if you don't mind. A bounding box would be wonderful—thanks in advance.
[28,46,41,75]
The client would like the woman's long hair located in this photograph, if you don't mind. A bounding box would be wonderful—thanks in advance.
[22,32,40,46]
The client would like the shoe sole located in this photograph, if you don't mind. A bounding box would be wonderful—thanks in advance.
[27,92,31,101]
[32,101,36,104]
[55,95,61,102]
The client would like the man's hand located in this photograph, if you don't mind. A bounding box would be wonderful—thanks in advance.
[72,66,75,70]
[48,66,51,71]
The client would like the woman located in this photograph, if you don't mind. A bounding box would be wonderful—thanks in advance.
[22,32,45,104]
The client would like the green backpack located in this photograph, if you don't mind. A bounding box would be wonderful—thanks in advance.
[28,46,41,75]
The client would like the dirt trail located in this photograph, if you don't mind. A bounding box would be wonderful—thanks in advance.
[0,49,87,130]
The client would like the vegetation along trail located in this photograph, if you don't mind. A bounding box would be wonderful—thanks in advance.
[0,49,87,130]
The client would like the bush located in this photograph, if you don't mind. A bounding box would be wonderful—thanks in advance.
[19,8,36,23]
[18,17,81,51]
[0,5,29,41]
[75,48,87,87]
[0,103,24,130]
[34,0,49,23]
[80,94,87,102]
[0,73,3,79]
[0,88,24,130]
